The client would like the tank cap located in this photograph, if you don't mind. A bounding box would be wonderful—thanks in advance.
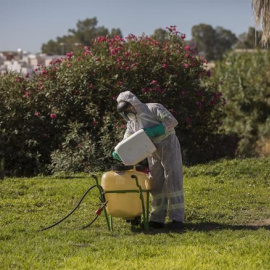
[112,165,134,171]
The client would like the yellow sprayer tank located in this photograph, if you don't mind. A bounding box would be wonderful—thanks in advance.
[101,165,150,220]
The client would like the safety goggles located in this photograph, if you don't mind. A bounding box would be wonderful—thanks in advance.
[117,101,136,121]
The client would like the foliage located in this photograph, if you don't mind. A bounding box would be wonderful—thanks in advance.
[41,17,122,55]
[191,24,238,61]
[0,73,50,176]
[211,50,270,157]
[50,122,107,174]
[0,26,226,176]
[0,158,270,269]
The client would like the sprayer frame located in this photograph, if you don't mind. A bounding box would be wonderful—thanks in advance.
[93,174,150,231]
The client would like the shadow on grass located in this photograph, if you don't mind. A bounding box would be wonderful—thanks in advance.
[183,222,270,232]
[130,222,270,234]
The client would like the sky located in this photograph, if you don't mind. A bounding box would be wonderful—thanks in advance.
[0,0,257,54]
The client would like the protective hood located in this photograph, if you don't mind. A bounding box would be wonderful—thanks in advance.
[117,90,178,143]
[116,91,145,114]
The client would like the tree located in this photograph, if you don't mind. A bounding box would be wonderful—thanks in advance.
[252,0,270,46]
[151,28,168,43]
[191,24,238,61]
[235,27,263,49]
[215,27,238,58]
[41,17,122,55]
[41,35,77,55]
[191,24,216,60]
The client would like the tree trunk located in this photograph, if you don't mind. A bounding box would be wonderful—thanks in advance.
[252,0,270,46]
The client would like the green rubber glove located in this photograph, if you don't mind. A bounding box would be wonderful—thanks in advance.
[144,123,165,138]
[112,151,121,161]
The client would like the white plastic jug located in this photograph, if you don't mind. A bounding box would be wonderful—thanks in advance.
[115,129,156,165]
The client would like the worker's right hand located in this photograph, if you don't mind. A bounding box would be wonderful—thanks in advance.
[112,151,122,161]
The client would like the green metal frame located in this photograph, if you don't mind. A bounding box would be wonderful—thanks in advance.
[93,174,150,231]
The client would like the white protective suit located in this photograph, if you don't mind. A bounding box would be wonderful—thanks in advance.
[116,91,184,223]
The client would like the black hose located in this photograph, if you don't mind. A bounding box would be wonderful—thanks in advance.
[81,215,99,229]
[40,184,103,231]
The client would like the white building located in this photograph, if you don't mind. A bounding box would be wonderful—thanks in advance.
[0,50,63,74]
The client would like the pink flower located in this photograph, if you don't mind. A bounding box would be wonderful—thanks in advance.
[54,58,61,64]
[97,36,107,42]
[186,117,191,124]
[141,88,147,93]
[169,109,179,116]
[163,63,167,69]
[184,45,190,51]
[35,112,40,117]
[25,92,30,97]
[151,80,158,85]
[222,98,226,105]
[184,63,190,68]
[50,113,56,119]
[196,101,202,109]
[142,87,153,93]
[180,34,186,40]
[180,91,186,96]
[197,90,204,97]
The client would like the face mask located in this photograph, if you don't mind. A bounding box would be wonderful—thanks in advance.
[126,112,136,121]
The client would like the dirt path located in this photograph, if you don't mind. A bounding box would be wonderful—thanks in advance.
[247,218,270,226]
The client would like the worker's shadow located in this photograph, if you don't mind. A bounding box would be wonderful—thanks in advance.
[131,222,270,234]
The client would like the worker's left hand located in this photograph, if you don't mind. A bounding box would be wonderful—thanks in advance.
[112,151,122,161]
[144,123,165,138]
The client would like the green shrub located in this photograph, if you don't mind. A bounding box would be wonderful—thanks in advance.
[0,27,227,175]
[211,50,270,157]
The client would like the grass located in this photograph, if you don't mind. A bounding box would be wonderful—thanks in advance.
[0,158,270,269]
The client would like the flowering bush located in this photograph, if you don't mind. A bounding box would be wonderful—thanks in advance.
[0,27,226,175]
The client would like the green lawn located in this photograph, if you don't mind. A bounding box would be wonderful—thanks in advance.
[1,158,270,269]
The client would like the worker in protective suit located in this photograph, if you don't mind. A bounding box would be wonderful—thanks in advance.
[112,91,184,229]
